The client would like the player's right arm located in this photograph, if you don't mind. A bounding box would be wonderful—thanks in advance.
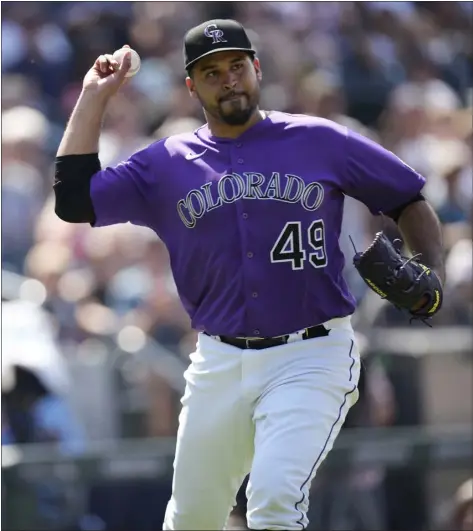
[54,47,158,227]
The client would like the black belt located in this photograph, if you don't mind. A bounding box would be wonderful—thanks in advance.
[206,324,330,350]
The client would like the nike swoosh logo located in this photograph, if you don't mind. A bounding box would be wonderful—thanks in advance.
[185,149,207,161]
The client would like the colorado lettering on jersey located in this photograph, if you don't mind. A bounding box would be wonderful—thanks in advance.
[177,172,324,228]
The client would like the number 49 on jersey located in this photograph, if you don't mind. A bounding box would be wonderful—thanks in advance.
[270,220,327,270]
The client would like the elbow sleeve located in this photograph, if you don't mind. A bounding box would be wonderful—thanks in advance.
[53,154,101,223]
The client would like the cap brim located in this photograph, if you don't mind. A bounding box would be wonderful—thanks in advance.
[186,47,255,71]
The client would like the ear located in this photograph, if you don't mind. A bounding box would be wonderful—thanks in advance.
[186,77,198,99]
[253,57,262,81]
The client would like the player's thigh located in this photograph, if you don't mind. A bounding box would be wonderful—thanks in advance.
[171,377,253,490]
[247,332,360,530]
[164,339,254,529]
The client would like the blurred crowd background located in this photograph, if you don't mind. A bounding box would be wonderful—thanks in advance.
[2,2,472,530]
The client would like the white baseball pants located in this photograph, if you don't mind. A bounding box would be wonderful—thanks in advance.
[163,316,360,530]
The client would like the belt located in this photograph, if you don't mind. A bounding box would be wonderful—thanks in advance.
[206,324,330,350]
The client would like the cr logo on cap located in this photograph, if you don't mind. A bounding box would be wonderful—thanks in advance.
[204,24,227,44]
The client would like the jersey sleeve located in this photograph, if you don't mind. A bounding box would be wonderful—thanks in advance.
[342,128,426,215]
[90,140,165,227]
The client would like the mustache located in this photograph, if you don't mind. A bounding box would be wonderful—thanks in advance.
[219,91,247,103]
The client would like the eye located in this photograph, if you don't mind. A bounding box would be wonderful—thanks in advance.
[206,70,218,79]
[232,63,244,71]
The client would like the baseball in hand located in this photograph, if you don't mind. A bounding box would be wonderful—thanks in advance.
[112,48,141,77]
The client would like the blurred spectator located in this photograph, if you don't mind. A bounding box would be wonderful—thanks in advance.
[443,238,473,325]
[2,362,86,529]
[2,365,85,454]
[433,477,473,531]
[2,105,51,272]
[450,479,473,531]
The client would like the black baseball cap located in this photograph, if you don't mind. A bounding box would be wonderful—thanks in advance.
[184,19,255,72]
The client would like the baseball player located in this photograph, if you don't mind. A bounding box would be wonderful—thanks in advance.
[54,19,445,531]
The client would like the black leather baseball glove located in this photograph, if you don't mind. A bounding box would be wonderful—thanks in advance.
[352,232,443,323]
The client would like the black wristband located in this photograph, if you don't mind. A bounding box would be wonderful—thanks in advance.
[54,153,101,224]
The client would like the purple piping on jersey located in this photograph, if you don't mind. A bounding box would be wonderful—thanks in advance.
[294,339,357,529]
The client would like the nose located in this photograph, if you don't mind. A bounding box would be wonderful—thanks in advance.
[222,72,238,91]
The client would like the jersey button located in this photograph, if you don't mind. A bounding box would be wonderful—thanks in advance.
[252,292,258,298]
[237,158,244,164]
[242,213,248,219]
[253,329,260,336]
[247,252,253,258]
[236,142,242,148]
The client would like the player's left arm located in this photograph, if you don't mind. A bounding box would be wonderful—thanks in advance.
[394,199,445,286]
[341,127,446,284]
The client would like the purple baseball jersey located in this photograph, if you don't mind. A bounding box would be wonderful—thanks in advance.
[90,112,425,337]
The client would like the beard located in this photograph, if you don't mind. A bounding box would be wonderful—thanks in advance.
[200,87,260,126]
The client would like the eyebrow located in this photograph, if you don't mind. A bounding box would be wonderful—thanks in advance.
[199,56,245,73]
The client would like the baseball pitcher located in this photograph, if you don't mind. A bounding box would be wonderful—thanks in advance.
[54,19,445,531]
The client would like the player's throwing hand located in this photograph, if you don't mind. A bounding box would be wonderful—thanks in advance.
[82,44,132,98]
